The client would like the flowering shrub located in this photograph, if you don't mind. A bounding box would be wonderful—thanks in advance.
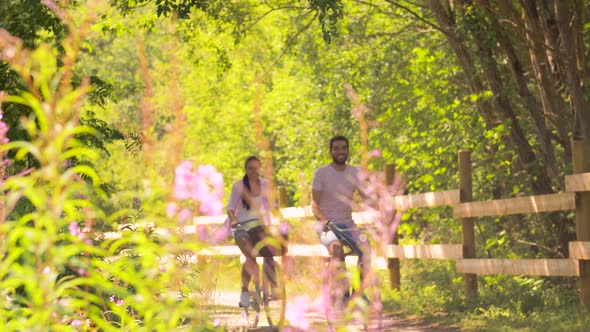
[0,13,225,332]
[0,3,410,331]
[168,161,224,222]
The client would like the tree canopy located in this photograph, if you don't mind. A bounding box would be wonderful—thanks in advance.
[2,0,588,268]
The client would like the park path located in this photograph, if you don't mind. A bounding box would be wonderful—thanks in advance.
[207,290,460,332]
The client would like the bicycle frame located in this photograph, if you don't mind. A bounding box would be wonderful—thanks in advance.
[325,222,381,331]
[326,221,365,280]
[232,222,285,329]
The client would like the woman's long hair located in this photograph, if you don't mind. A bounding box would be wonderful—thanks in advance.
[242,156,260,210]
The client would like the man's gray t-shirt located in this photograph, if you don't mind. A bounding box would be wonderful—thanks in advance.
[312,164,360,225]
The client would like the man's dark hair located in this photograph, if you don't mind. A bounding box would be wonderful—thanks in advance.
[329,135,349,149]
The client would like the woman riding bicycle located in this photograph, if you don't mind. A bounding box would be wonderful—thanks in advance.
[227,156,282,308]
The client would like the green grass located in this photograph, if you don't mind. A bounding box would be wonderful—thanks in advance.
[376,260,590,331]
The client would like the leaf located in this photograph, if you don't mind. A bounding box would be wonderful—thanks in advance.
[61,164,102,186]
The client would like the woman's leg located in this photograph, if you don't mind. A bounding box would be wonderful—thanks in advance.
[235,233,260,292]
[262,257,280,299]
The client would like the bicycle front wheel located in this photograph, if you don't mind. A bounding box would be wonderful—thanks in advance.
[241,291,261,328]
[262,258,286,329]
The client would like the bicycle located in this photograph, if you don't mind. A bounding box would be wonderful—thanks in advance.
[233,223,286,330]
[324,221,382,331]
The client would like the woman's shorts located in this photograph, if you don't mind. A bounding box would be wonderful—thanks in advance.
[236,225,287,257]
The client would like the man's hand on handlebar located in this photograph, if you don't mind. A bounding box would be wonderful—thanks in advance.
[323,220,332,232]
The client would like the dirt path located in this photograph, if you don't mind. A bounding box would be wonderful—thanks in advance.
[207,290,460,331]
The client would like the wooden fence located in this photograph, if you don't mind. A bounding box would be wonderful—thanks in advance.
[190,140,590,311]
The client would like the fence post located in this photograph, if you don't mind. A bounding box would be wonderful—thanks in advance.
[385,163,401,290]
[459,150,477,301]
[572,139,590,312]
[278,186,288,208]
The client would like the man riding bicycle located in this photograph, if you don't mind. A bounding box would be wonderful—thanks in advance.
[311,136,372,311]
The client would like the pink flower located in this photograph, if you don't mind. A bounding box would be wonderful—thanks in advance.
[285,296,311,330]
[0,111,9,145]
[178,208,192,225]
[279,222,290,236]
[212,226,230,244]
[196,225,208,242]
[166,202,178,218]
[173,161,193,200]
[109,295,124,306]
[209,172,224,193]
[199,199,223,216]
[42,0,58,12]
[172,161,224,216]
[369,149,382,158]
[69,222,79,236]
[310,293,330,313]
[197,164,216,177]
[71,319,83,326]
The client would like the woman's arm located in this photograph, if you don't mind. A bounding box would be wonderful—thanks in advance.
[227,181,243,225]
[227,209,238,226]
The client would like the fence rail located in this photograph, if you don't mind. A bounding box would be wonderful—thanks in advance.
[456,259,580,276]
[118,142,590,310]
[453,192,575,218]
[191,189,584,277]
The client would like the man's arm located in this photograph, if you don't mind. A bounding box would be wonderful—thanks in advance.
[311,189,329,230]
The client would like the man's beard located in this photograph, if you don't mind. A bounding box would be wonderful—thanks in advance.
[332,155,348,165]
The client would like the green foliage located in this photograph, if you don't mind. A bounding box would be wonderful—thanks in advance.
[381,263,588,331]
[1,0,587,329]
[0,0,65,49]
[309,0,343,43]
[0,13,221,331]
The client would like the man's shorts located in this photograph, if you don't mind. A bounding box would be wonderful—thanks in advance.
[317,222,366,248]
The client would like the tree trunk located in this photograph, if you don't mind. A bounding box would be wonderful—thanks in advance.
[554,1,590,140]
[425,0,554,194]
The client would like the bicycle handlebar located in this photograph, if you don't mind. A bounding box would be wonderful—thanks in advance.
[326,221,364,259]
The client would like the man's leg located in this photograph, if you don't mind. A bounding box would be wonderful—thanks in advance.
[319,229,350,311]
[344,226,372,305]
[344,225,371,280]
[327,240,348,310]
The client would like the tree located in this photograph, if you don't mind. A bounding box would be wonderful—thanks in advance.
[306,0,586,255]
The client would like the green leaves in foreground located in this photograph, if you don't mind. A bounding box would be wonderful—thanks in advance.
[0,16,219,331]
